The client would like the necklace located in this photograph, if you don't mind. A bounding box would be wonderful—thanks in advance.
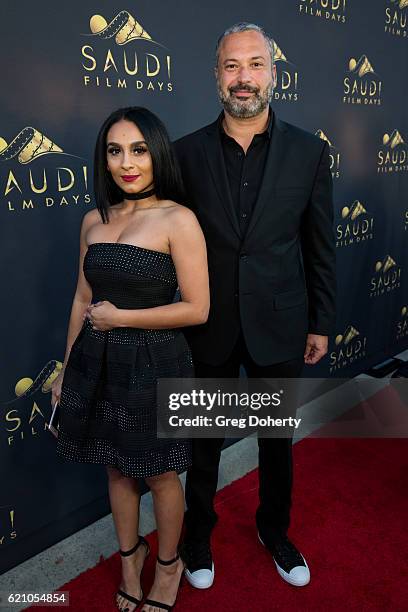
[121,187,155,200]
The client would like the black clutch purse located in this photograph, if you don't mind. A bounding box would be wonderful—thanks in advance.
[47,401,60,438]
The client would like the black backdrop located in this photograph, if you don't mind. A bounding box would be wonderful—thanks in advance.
[1,0,407,573]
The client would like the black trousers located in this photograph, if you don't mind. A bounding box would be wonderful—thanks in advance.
[185,331,304,545]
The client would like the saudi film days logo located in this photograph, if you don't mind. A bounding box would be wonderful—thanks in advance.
[2,361,62,446]
[369,255,401,298]
[336,200,374,248]
[377,130,408,174]
[330,325,367,373]
[299,0,347,23]
[396,306,408,340]
[315,129,340,179]
[272,40,300,103]
[343,55,382,106]
[0,126,90,213]
[81,10,172,92]
[385,0,407,38]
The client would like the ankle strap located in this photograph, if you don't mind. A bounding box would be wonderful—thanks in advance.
[157,552,180,566]
[119,535,148,557]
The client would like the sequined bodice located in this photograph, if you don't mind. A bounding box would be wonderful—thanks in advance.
[84,242,177,309]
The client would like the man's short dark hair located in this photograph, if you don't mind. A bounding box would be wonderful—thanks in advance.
[215,22,275,68]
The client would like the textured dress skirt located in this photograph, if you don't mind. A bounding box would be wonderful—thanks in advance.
[56,242,193,478]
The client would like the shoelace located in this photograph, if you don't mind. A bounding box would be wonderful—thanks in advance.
[274,537,304,568]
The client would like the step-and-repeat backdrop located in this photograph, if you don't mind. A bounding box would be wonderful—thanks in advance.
[1,0,407,572]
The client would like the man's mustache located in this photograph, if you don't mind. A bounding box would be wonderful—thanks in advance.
[228,83,260,95]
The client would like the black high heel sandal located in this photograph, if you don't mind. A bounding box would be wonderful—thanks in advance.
[143,553,184,611]
[116,535,150,611]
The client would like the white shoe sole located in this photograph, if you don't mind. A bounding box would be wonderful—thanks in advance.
[184,562,215,589]
[258,532,310,587]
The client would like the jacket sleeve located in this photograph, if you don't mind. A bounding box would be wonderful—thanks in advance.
[300,141,336,336]
[173,138,196,213]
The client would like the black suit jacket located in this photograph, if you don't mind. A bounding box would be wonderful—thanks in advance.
[174,111,336,366]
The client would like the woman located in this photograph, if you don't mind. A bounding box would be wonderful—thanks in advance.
[52,107,209,612]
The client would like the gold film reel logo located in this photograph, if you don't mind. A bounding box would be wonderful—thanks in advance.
[330,324,367,372]
[3,361,63,446]
[272,40,287,63]
[383,130,405,149]
[335,325,360,347]
[385,1,408,38]
[391,0,408,10]
[341,201,367,220]
[348,56,375,78]
[81,9,171,92]
[315,130,332,147]
[378,130,407,174]
[0,128,63,165]
[271,40,299,103]
[315,130,340,179]
[336,200,374,248]
[89,11,154,46]
[343,55,382,106]
[397,305,408,339]
[370,255,402,298]
[375,255,397,274]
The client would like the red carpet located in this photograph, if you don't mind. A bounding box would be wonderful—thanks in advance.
[27,436,408,611]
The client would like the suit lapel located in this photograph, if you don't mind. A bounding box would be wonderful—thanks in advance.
[244,116,289,242]
[202,121,241,239]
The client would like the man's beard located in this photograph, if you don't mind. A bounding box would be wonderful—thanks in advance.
[217,80,274,118]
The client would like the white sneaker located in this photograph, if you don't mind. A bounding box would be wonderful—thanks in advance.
[258,532,310,587]
[185,563,215,589]
[183,540,215,589]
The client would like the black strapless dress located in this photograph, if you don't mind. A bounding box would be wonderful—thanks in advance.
[56,242,193,478]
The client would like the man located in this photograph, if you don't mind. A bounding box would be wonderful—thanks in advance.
[174,22,336,589]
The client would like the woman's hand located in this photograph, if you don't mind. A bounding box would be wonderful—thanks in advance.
[51,371,65,406]
[85,301,120,331]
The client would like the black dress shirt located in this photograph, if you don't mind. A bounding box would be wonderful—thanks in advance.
[219,111,273,235]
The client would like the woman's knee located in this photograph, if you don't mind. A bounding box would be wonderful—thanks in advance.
[145,470,179,491]
[106,465,134,484]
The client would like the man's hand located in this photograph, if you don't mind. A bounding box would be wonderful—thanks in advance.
[304,334,328,365]
[85,301,119,331]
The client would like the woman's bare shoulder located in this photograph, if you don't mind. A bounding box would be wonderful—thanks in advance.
[82,207,101,222]
[164,201,198,225]
[82,207,103,228]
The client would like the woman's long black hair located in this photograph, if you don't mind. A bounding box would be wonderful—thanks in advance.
[94,107,186,223]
